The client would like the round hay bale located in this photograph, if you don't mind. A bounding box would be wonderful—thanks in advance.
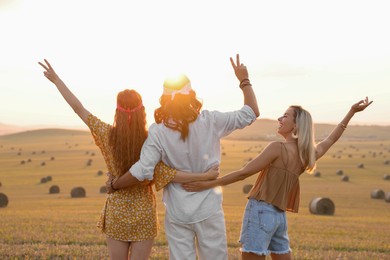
[384,160,390,165]
[336,169,344,176]
[97,170,103,176]
[20,160,26,165]
[49,185,60,194]
[357,163,364,168]
[51,156,55,161]
[41,162,46,166]
[71,187,86,198]
[383,174,390,180]
[309,197,335,215]
[40,177,48,184]
[0,193,9,208]
[100,186,107,193]
[314,171,321,177]
[46,176,52,182]
[341,175,349,182]
[385,192,390,203]
[370,189,385,199]
[0,181,2,187]
[242,184,253,194]
[86,159,92,166]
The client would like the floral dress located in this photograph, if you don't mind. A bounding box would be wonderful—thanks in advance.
[87,114,175,241]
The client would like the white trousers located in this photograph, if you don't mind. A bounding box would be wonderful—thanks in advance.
[164,207,228,260]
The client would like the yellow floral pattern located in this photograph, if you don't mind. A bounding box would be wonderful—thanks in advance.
[87,114,176,241]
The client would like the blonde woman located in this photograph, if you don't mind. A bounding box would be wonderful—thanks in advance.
[182,97,372,260]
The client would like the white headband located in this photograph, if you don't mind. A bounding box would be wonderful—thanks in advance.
[163,82,192,100]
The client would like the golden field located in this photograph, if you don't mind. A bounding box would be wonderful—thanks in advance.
[0,120,390,259]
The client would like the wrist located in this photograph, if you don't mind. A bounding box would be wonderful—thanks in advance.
[239,79,251,89]
[111,178,118,191]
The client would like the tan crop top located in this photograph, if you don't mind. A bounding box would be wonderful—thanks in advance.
[248,142,305,213]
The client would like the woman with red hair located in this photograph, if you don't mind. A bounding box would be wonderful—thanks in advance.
[38,59,218,260]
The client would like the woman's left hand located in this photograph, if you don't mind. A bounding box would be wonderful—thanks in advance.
[351,96,373,113]
[38,59,61,84]
[182,181,213,192]
[105,172,117,194]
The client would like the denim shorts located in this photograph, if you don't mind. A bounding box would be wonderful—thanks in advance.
[239,199,291,256]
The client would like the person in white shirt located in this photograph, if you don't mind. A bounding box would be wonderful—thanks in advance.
[108,54,260,260]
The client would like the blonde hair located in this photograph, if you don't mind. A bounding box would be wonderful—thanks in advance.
[109,89,147,175]
[290,105,316,173]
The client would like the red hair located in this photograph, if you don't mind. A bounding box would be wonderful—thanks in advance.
[154,90,202,141]
[109,89,147,175]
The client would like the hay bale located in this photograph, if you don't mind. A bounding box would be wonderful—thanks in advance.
[46,176,52,182]
[86,159,93,166]
[385,192,390,203]
[51,156,55,161]
[357,163,364,168]
[71,187,86,198]
[40,177,48,184]
[341,175,349,182]
[309,197,335,215]
[0,181,2,187]
[0,193,9,208]
[314,171,321,177]
[370,189,385,199]
[97,170,103,176]
[242,184,253,194]
[100,186,107,193]
[20,160,26,165]
[336,169,344,176]
[383,174,390,180]
[49,185,60,194]
[384,160,390,165]
[41,162,46,166]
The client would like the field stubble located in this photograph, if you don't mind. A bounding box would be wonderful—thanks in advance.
[0,131,390,259]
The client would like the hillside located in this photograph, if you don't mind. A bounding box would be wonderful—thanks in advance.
[224,119,390,141]
[1,119,390,141]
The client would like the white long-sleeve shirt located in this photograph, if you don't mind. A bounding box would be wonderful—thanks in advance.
[130,105,256,224]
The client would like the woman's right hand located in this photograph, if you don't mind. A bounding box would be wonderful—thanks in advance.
[204,165,220,180]
[38,59,60,84]
[230,54,249,83]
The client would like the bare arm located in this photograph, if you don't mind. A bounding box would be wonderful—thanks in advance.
[107,165,220,193]
[230,54,260,117]
[173,165,219,183]
[182,142,280,192]
[316,97,373,159]
[38,59,90,124]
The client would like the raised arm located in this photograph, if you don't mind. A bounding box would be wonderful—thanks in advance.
[230,54,260,117]
[38,59,90,124]
[316,97,373,159]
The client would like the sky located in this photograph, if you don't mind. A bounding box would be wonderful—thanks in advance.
[1,0,389,131]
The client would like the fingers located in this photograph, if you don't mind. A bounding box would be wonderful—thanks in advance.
[230,54,241,70]
[38,61,49,71]
[45,59,54,71]
[230,57,236,69]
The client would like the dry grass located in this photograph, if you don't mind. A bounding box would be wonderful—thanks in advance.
[0,130,390,259]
